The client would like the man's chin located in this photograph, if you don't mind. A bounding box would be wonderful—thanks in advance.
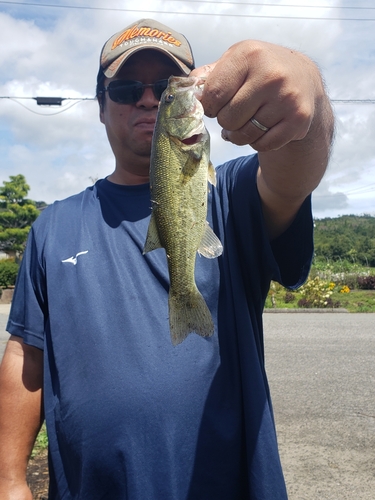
[135,137,153,157]
[137,144,152,157]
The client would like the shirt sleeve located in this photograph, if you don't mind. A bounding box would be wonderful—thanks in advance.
[270,195,313,289]
[215,154,313,291]
[6,225,47,350]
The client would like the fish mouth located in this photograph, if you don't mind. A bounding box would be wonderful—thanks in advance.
[181,134,202,145]
[178,121,206,145]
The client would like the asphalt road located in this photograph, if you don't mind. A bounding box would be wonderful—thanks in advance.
[1,307,374,499]
[264,312,375,500]
[0,304,10,360]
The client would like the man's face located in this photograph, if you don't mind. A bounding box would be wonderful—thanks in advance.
[100,50,183,165]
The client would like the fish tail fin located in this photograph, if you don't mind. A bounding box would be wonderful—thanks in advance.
[169,287,214,346]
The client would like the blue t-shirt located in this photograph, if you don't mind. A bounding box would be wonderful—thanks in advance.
[8,154,313,499]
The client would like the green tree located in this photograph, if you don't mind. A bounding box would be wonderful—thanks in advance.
[314,215,375,266]
[0,174,30,204]
[0,174,41,258]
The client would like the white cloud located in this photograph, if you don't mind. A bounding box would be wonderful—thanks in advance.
[0,1,374,217]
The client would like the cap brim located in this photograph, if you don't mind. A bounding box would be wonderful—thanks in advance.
[103,45,191,79]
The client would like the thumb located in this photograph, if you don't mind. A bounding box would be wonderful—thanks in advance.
[190,62,216,79]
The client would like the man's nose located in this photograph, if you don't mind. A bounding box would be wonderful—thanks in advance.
[136,87,159,108]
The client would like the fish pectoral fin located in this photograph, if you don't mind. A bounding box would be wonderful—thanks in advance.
[143,214,163,254]
[197,222,223,259]
[180,152,201,182]
[207,161,216,186]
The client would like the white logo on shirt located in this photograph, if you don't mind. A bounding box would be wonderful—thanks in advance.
[61,251,89,266]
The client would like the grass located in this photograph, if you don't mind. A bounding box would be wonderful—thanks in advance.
[264,263,375,312]
[31,423,48,459]
[265,283,375,312]
[333,289,375,313]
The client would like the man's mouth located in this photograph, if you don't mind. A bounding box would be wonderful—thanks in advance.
[134,119,156,126]
[134,119,156,133]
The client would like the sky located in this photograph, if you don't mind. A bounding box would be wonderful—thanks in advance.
[0,0,374,219]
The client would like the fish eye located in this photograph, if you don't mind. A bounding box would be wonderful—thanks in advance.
[165,94,174,103]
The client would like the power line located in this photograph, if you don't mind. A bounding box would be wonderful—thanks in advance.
[4,98,88,115]
[2,0,375,10]
[1,96,375,104]
[1,96,375,116]
[314,187,375,198]
[0,96,96,103]
[314,179,375,199]
[151,1,375,10]
[0,97,374,117]
[1,0,375,21]
[331,100,375,104]
[344,183,375,195]
[0,96,96,116]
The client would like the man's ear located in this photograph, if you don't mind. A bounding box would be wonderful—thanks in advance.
[98,97,105,124]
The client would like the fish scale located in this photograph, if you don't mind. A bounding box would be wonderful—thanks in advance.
[144,76,223,345]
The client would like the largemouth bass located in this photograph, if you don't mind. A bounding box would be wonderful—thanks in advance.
[143,76,223,346]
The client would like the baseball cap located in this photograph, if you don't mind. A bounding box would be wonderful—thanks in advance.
[98,19,195,80]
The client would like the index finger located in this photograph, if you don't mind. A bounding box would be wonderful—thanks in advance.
[190,63,216,80]
[191,52,249,119]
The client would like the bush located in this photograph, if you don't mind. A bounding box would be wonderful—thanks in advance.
[284,292,295,304]
[326,297,341,308]
[0,258,19,288]
[357,275,375,290]
[341,274,358,290]
[297,297,313,308]
[297,296,341,309]
[298,276,334,308]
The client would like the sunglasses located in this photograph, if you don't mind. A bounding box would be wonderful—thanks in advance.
[100,79,169,104]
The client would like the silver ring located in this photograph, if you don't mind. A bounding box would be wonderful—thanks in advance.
[250,117,269,132]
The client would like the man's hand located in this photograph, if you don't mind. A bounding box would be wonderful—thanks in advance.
[191,40,329,152]
[0,479,33,500]
[0,337,43,500]
[191,40,334,238]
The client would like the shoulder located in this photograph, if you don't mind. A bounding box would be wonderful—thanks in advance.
[215,154,259,189]
[213,154,260,205]
[27,185,99,253]
[210,154,265,239]
[33,185,97,231]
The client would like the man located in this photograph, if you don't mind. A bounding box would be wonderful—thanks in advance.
[0,18,333,500]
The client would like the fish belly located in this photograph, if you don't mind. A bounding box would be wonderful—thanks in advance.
[150,140,214,345]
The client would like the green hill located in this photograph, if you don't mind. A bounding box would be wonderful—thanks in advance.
[313,215,375,267]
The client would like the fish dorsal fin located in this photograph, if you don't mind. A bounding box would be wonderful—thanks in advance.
[143,212,163,254]
[198,222,223,259]
[208,161,216,186]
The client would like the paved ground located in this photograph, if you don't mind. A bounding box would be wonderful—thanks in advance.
[1,307,374,498]
[264,313,375,500]
[0,303,10,360]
